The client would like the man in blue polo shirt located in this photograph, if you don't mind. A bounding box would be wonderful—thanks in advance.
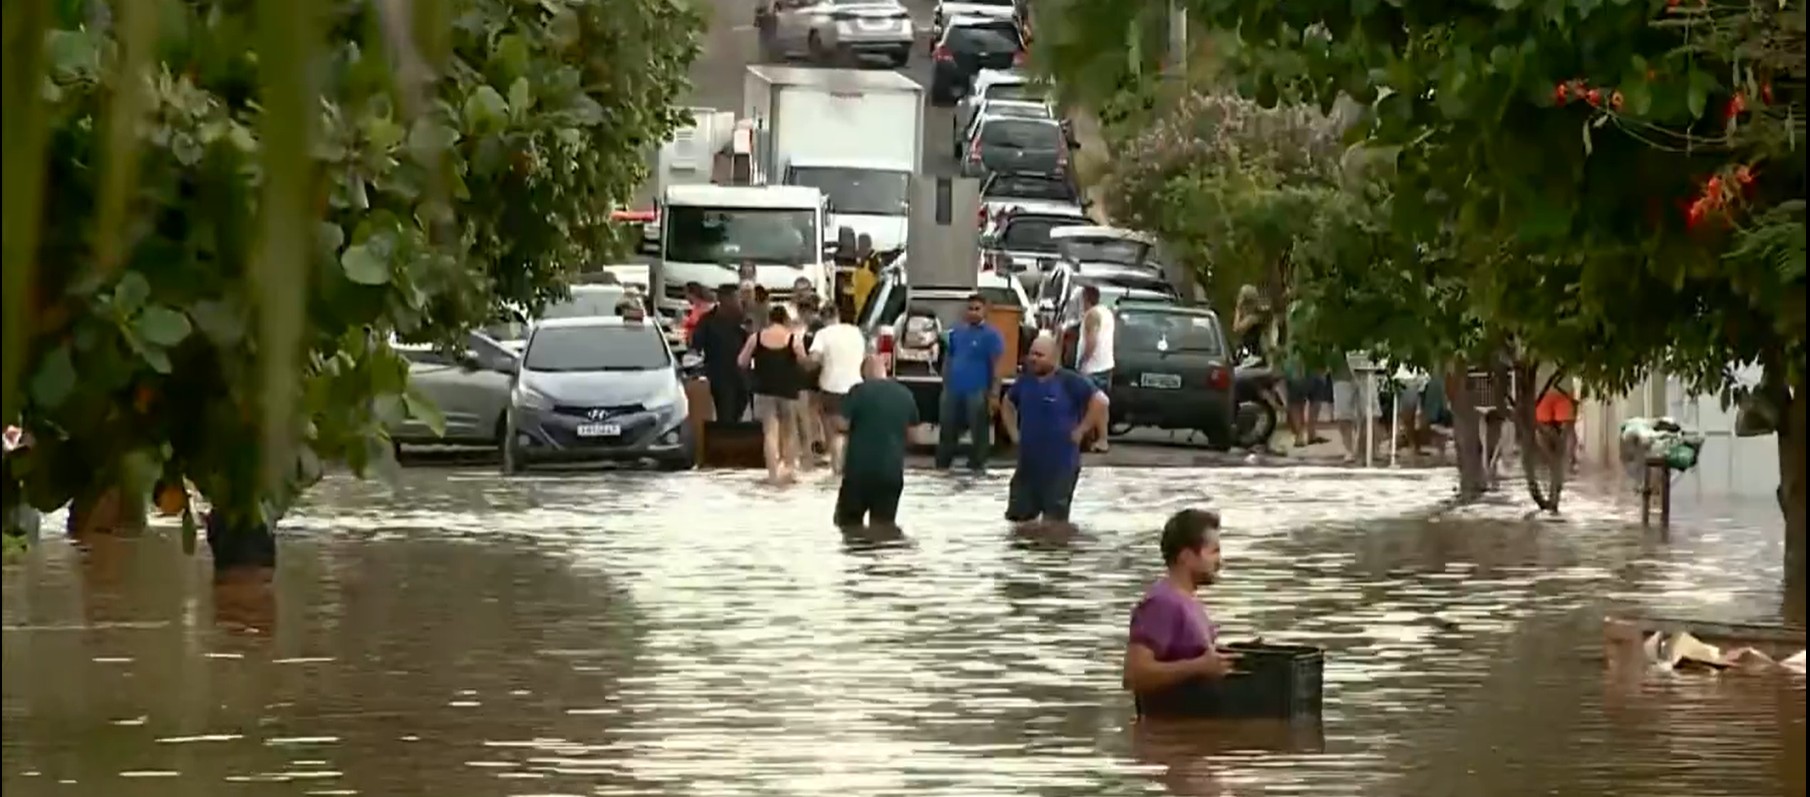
[935,293,1005,472]
[1001,335,1108,524]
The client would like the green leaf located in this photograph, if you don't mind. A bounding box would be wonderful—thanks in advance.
[141,346,173,374]
[508,77,534,120]
[317,221,345,254]
[188,299,245,345]
[340,243,391,285]
[493,34,531,80]
[135,306,193,346]
[407,118,461,163]
[1686,69,1716,119]
[29,346,78,408]
[1581,119,1593,156]
[463,86,509,132]
[113,271,151,315]
[403,387,446,437]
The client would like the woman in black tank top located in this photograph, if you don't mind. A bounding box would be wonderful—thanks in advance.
[738,304,809,482]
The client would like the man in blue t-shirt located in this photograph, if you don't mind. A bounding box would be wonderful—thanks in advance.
[934,293,1006,472]
[1001,335,1108,524]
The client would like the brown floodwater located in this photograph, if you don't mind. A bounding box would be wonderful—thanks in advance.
[3,466,1804,796]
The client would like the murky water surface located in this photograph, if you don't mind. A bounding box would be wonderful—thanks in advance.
[3,466,1804,796]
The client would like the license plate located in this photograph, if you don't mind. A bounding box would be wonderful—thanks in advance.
[576,423,621,437]
[896,348,934,362]
[1140,373,1183,389]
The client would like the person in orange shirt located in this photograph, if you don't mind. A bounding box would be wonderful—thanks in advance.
[1535,382,1580,473]
[680,281,713,346]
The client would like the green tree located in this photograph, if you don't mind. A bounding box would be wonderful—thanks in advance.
[1,0,701,570]
[1045,0,1806,590]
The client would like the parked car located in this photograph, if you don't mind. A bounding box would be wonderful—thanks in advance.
[391,331,519,450]
[858,263,1034,424]
[757,0,915,67]
[954,69,1036,132]
[929,16,1025,105]
[1102,300,1236,450]
[979,205,1093,293]
[980,172,1087,216]
[503,316,695,473]
[960,115,1069,178]
[1039,265,1180,334]
[953,97,1052,159]
[931,0,1018,53]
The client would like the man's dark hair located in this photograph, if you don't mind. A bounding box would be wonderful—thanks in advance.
[754,285,771,302]
[1082,284,1102,304]
[715,283,740,302]
[685,281,707,300]
[1160,509,1221,565]
[967,293,990,307]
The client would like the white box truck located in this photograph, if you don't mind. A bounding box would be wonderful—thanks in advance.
[742,65,925,253]
[647,184,833,328]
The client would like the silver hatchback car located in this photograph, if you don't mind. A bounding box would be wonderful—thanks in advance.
[759,0,915,67]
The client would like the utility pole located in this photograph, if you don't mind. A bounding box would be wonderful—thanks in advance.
[1166,0,1187,78]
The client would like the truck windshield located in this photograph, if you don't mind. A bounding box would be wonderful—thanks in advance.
[664,206,819,265]
[788,167,911,216]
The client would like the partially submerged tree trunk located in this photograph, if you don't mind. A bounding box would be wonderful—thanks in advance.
[205,511,276,581]
[1445,360,1487,500]
[65,486,148,538]
[1772,366,1806,625]
[1510,360,1565,515]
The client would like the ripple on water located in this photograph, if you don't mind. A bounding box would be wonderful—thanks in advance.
[3,466,1802,797]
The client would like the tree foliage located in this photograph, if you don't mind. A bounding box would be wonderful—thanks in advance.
[4,0,701,549]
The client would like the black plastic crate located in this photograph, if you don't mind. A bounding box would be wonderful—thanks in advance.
[1136,642,1324,720]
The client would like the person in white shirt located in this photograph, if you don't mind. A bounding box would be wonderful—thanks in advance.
[1076,284,1116,452]
[809,306,868,474]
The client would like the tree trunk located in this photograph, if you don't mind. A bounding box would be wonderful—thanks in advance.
[1445,360,1487,500]
[1777,371,1806,625]
[1511,361,1564,514]
[65,486,147,538]
[204,511,277,581]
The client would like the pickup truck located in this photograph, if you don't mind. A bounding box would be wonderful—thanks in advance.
[859,263,1034,425]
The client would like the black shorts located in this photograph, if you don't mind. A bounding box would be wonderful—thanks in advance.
[819,391,846,418]
[834,471,903,527]
[1004,465,1080,523]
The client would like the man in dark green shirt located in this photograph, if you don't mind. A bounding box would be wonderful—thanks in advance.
[834,355,919,528]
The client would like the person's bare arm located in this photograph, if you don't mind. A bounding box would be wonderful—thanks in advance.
[1082,310,1100,360]
[1122,644,1237,693]
[790,332,808,361]
[736,331,758,369]
[1000,391,1019,444]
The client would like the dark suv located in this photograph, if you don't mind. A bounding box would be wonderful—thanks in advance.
[929,17,1024,105]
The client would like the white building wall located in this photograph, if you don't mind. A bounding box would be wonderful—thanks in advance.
[1577,366,1779,500]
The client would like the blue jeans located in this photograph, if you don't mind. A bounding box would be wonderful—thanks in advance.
[935,389,992,470]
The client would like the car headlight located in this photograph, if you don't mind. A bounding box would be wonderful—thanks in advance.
[512,384,553,411]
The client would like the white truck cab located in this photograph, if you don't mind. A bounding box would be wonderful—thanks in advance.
[649,183,833,326]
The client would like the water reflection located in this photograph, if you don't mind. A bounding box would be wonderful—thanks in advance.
[3,466,1802,796]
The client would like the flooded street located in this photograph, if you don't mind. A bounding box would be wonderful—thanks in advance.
[3,467,1804,796]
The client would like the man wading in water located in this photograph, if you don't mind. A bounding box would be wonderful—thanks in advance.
[1123,509,1241,715]
[1000,336,1107,526]
[833,356,917,528]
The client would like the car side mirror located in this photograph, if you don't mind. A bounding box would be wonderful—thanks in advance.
[497,357,520,375]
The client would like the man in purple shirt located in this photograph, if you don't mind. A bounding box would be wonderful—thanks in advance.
[1122,509,1239,703]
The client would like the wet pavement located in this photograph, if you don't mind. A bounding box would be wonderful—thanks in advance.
[3,466,1804,796]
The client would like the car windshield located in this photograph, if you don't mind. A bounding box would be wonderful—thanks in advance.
[982,103,1050,121]
[1118,310,1224,354]
[664,205,819,265]
[980,119,1060,149]
[984,175,1078,203]
[787,166,910,216]
[542,286,630,320]
[524,325,670,372]
[948,24,1019,51]
[997,216,1074,252]
[1060,238,1148,265]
